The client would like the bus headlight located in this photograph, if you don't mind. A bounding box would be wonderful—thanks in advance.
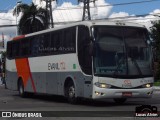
[142,83,152,88]
[95,82,111,88]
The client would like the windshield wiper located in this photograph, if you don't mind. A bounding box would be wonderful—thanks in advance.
[131,58,143,76]
[113,58,124,77]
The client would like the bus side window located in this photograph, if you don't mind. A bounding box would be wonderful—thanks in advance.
[50,32,56,53]
[20,38,30,57]
[78,25,92,75]
[12,41,20,58]
[69,27,76,52]
[31,36,39,56]
[7,42,12,59]
[63,27,76,53]
[38,33,50,55]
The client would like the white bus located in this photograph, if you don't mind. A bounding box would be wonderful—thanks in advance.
[6,21,154,104]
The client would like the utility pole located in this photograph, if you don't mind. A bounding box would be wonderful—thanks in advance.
[46,0,54,28]
[41,0,57,28]
[78,0,96,21]
[16,0,22,36]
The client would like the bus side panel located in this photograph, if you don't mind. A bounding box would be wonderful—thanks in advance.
[73,72,92,98]
[6,59,18,90]
[6,70,18,90]
[25,78,33,92]
[83,75,93,98]
[57,72,85,97]
[56,71,92,98]
[46,72,58,94]
[31,73,46,93]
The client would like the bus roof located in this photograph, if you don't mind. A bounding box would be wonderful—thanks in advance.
[13,20,146,40]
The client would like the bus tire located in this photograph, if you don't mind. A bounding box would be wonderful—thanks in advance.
[65,82,77,104]
[113,98,127,104]
[18,80,27,98]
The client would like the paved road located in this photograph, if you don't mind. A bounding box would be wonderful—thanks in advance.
[0,85,160,120]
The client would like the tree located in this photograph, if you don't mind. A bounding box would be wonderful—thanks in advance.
[150,20,160,81]
[13,2,48,35]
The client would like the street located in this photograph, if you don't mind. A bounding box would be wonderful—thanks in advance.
[0,85,160,120]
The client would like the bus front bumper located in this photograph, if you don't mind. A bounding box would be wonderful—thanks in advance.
[92,87,153,99]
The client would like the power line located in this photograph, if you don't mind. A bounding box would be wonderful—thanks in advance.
[107,13,160,20]
[0,10,8,13]
[0,25,16,27]
[54,0,160,10]
[0,12,159,24]
[0,13,159,27]
[1,0,160,12]
[0,0,160,23]
[105,0,160,7]
[0,17,15,21]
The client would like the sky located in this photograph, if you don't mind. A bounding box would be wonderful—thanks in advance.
[1,0,160,15]
[0,0,160,48]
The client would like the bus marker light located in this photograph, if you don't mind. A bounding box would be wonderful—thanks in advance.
[142,83,151,88]
[101,84,107,88]
[146,84,151,88]
[95,91,105,96]
[73,64,76,69]
[95,82,111,88]
[95,91,101,96]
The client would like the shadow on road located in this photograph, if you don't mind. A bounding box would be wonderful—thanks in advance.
[1,86,147,107]
[13,93,145,107]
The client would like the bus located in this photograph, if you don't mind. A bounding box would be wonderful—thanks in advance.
[6,20,154,104]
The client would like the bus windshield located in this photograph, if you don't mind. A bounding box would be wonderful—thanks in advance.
[93,26,152,78]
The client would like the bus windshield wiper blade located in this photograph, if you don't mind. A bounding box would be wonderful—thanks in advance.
[113,59,124,77]
[131,58,142,76]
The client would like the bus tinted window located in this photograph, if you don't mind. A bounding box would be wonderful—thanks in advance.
[12,41,20,57]
[31,36,39,56]
[63,27,76,53]
[78,25,92,75]
[38,33,51,54]
[7,42,12,58]
[50,27,76,54]
[7,26,76,59]
[20,38,30,57]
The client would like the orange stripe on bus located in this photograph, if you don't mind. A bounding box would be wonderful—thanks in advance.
[15,58,36,92]
[13,35,25,41]
[26,59,36,93]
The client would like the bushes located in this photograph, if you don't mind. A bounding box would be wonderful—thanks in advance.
[150,20,160,82]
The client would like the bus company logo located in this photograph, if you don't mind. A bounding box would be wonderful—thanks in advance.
[48,62,66,71]
[135,105,158,117]
[122,80,132,88]
[124,80,131,85]
[60,62,65,70]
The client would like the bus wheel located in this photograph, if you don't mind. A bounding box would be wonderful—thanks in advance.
[66,82,77,104]
[18,80,26,98]
[113,98,127,104]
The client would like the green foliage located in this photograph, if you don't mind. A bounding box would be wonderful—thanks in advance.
[150,20,160,81]
[154,81,160,86]
[13,2,48,35]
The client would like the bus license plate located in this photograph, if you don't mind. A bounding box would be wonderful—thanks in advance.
[122,92,132,97]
